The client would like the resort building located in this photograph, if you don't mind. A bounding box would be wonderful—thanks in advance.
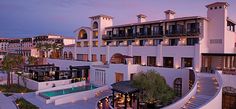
[47,2,235,109]
[0,38,9,52]
[6,35,75,58]
[0,38,8,64]
[62,2,236,76]
[1,1,236,109]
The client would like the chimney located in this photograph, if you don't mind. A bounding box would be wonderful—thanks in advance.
[164,10,176,20]
[137,14,147,23]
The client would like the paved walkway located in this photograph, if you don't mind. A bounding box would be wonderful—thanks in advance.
[0,93,17,109]
[182,73,219,109]
[21,90,111,109]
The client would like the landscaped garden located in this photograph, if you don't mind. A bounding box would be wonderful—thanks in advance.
[15,98,39,109]
[0,84,34,93]
[101,70,177,109]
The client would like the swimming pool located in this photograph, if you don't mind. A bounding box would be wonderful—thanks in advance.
[39,84,98,99]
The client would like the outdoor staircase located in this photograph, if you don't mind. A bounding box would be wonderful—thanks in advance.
[182,74,219,109]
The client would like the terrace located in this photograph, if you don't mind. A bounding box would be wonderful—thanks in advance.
[201,53,236,75]
[103,17,202,41]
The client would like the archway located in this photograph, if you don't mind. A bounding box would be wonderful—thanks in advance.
[64,52,67,59]
[174,78,182,97]
[78,29,87,39]
[93,21,98,29]
[69,52,73,59]
[110,53,126,64]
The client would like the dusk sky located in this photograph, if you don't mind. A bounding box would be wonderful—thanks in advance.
[0,0,235,38]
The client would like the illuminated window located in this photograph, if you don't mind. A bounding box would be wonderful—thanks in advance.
[78,29,87,39]
[93,22,98,29]
[92,54,97,62]
[93,41,98,47]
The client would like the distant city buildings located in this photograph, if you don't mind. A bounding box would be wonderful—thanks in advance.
[0,35,75,59]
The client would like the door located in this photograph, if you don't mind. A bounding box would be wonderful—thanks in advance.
[115,73,123,82]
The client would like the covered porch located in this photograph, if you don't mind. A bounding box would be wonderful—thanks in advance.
[69,66,90,81]
[201,53,236,74]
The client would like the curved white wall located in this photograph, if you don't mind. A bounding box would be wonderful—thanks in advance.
[163,69,197,109]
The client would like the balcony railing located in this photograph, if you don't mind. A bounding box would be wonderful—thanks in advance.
[165,28,200,36]
[103,28,200,40]
[186,28,200,36]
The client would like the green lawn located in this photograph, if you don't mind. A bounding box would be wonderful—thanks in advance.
[15,98,39,109]
[0,84,34,93]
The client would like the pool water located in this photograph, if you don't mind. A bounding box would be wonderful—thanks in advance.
[40,84,97,98]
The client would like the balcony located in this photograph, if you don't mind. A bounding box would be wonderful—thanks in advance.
[165,28,200,36]
[186,28,200,36]
[102,34,134,40]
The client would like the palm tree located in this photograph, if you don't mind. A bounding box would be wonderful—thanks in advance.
[51,43,63,58]
[2,54,24,86]
[35,43,43,58]
[43,43,52,58]
[2,54,14,86]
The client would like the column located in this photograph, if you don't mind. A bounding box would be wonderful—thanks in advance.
[124,94,127,109]
[112,90,115,107]
[137,94,139,109]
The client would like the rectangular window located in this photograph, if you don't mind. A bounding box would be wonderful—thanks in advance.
[147,56,156,66]
[77,54,88,61]
[163,57,174,68]
[133,56,141,65]
[181,58,193,68]
[100,54,106,64]
[139,28,145,35]
[93,41,98,47]
[77,42,81,47]
[153,39,163,46]
[127,40,134,46]
[169,38,179,46]
[187,23,200,33]
[93,31,98,39]
[168,25,177,34]
[187,38,199,45]
[92,54,97,62]
[139,40,147,46]
[84,41,89,47]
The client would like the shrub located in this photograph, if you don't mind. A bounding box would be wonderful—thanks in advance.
[132,70,175,105]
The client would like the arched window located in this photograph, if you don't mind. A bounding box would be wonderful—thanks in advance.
[78,29,87,39]
[64,52,68,59]
[174,78,182,97]
[110,53,126,64]
[93,21,98,29]
[69,52,73,59]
